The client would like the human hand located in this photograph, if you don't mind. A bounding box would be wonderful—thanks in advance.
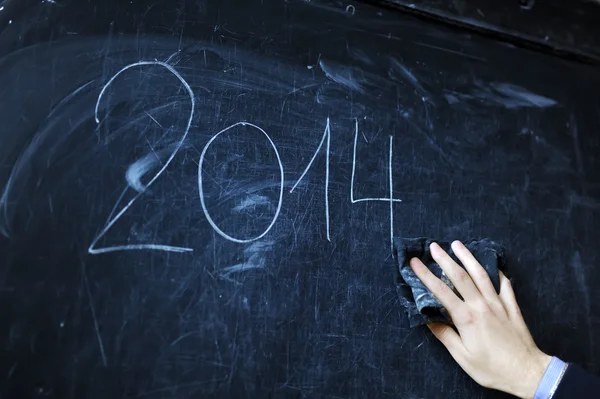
[409,241,551,399]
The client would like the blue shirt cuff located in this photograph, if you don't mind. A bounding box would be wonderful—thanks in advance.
[533,356,568,399]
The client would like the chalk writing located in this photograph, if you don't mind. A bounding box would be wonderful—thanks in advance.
[87,61,403,254]
[351,119,402,204]
[388,135,394,249]
[89,61,194,254]
[290,118,331,241]
[198,122,285,244]
[350,119,401,249]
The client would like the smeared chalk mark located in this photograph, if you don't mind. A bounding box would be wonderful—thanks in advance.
[490,83,557,108]
[449,82,558,109]
[389,58,427,95]
[290,118,331,241]
[351,119,402,203]
[572,252,590,313]
[221,240,274,276]
[82,263,107,367]
[569,114,584,176]
[7,363,17,380]
[198,122,284,244]
[221,262,263,274]
[349,48,373,66]
[571,252,593,351]
[89,61,194,254]
[345,5,355,15]
[569,193,600,212]
[48,195,54,214]
[444,94,460,105]
[319,60,365,93]
[233,194,270,212]
[125,151,160,193]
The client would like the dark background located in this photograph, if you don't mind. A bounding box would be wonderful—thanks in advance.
[382,0,600,62]
[0,0,599,398]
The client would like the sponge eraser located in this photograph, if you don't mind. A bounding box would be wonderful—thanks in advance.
[393,238,506,328]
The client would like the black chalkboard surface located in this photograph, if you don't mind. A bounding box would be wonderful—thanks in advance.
[1,0,599,398]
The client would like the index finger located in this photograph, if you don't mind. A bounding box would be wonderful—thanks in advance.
[451,240,497,299]
[409,257,463,313]
[430,242,482,303]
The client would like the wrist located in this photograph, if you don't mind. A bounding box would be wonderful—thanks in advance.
[512,351,552,399]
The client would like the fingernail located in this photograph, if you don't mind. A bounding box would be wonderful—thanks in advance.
[429,242,440,253]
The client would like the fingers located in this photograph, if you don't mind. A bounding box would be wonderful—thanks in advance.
[409,257,463,312]
[430,242,481,302]
[497,271,518,315]
[427,323,466,362]
[498,271,529,332]
[451,241,497,299]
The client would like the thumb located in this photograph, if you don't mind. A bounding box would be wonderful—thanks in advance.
[427,323,466,362]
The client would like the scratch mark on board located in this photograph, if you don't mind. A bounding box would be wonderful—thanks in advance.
[82,262,108,367]
[145,111,164,129]
[415,41,487,62]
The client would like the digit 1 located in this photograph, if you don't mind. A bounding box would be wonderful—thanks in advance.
[290,118,331,241]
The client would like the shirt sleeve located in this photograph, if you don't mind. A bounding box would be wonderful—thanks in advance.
[552,361,600,399]
[533,357,568,399]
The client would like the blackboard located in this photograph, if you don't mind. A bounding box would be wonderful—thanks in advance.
[385,0,600,62]
[1,0,599,398]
